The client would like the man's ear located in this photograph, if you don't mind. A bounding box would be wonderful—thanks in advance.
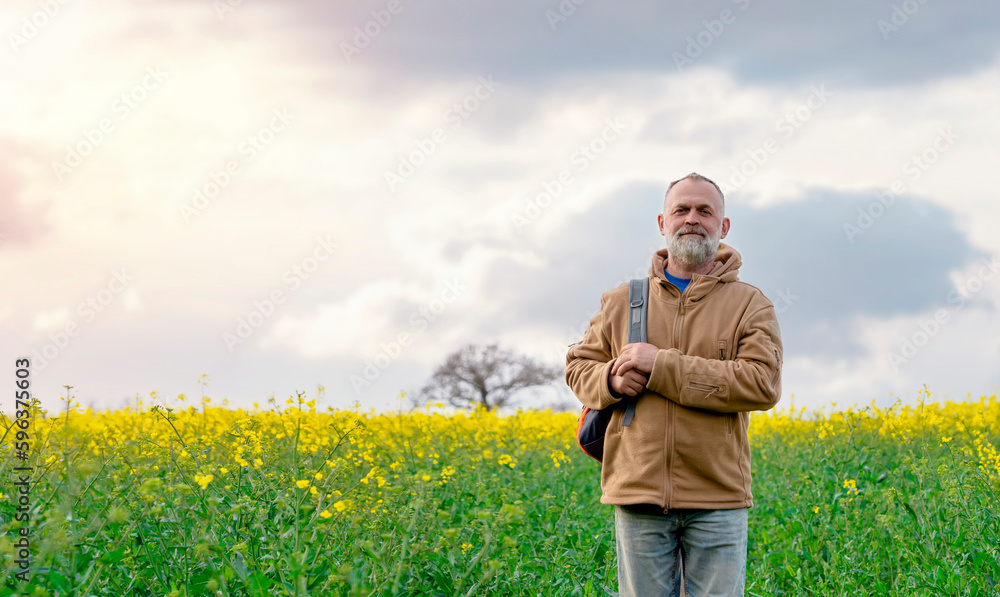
[720,217,731,239]
[657,213,665,236]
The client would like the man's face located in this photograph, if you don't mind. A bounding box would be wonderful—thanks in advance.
[657,179,730,271]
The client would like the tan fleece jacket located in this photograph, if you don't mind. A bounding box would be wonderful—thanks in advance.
[566,243,782,510]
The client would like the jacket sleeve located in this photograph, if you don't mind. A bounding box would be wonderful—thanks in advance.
[645,302,782,413]
[565,293,622,410]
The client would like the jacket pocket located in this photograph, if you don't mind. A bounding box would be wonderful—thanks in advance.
[689,381,723,394]
[770,348,781,388]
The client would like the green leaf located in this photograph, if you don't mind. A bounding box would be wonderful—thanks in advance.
[99,546,127,565]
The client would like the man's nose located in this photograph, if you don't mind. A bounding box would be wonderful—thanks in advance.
[684,213,702,226]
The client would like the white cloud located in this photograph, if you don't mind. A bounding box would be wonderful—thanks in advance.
[4,1,1000,412]
[33,307,69,331]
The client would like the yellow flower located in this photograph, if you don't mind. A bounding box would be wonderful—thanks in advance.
[296,480,310,489]
[320,510,333,519]
[812,506,820,514]
[498,454,517,468]
[461,543,473,553]
[193,474,213,489]
[334,500,350,512]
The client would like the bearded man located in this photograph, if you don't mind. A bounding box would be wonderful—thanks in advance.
[566,172,784,597]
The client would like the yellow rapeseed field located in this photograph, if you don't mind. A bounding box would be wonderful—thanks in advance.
[1,388,998,595]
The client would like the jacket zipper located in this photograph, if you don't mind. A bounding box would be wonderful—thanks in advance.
[666,289,685,510]
[672,297,686,349]
[664,397,673,511]
[689,381,723,394]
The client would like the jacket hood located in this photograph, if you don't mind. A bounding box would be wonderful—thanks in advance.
[650,242,742,298]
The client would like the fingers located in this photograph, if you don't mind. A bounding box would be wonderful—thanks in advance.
[611,346,636,376]
[613,369,648,396]
[627,377,645,394]
[622,369,648,383]
[614,358,634,376]
[626,377,645,395]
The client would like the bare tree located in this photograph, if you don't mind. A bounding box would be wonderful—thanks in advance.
[414,344,562,411]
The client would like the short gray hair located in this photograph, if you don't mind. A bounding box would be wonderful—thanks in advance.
[665,172,725,213]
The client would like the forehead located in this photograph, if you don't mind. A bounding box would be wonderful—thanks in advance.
[664,179,724,212]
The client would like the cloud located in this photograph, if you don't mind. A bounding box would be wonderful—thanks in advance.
[280,0,1000,89]
[0,149,50,247]
[481,181,666,341]
[725,189,987,357]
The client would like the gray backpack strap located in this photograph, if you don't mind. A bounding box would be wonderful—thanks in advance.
[621,277,649,427]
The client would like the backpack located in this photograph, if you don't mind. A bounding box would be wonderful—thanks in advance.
[575,277,648,463]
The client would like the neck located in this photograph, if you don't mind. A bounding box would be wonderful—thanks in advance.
[665,258,714,279]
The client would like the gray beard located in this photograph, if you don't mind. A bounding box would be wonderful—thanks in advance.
[667,229,720,271]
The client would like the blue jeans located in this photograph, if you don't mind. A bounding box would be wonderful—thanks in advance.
[614,505,748,597]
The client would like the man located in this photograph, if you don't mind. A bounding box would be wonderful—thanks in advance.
[565,172,783,597]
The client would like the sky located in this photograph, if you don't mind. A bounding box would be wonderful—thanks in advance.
[2,0,999,414]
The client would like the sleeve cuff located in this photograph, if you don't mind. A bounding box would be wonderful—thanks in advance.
[646,348,679,398]
[598,360,624,408]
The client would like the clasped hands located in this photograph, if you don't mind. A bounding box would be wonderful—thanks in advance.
[608,342,659,397]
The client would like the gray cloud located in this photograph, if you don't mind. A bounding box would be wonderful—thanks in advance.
[726,190,986,357]
[482,181,666,339]
[281,0,1000,88]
